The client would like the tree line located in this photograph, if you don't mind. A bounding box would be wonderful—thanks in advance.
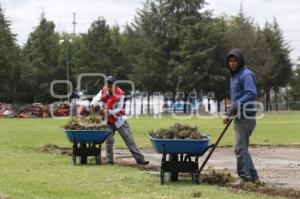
[0,0,299,111]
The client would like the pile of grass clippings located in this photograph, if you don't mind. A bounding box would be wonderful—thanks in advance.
[149,123,208,140]
[64,116,106,130]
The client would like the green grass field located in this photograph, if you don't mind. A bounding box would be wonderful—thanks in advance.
[0,113,299,199]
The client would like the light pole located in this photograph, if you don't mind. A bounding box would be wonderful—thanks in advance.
[59,38,72,101]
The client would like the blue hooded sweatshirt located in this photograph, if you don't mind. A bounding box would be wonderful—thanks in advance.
[227,48,257,117]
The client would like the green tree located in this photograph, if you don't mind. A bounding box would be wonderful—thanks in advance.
[21,15,60,102]
[74,18,130,96]
[0,5,21,102]
[130,0,229,112]
[263,18,292,111]
[129,1,172,93]
[289,63,300,110]
[225,12,266,80]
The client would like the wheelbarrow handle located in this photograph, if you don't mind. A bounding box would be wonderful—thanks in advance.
[199,118,233,173]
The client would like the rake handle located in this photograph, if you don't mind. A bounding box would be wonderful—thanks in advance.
[199,118,233,173]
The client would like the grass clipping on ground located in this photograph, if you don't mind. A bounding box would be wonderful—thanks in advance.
[231,181,300,199]
[149,123,209,139]
[201,169,300,199]
[36,144,71,156]
[201,169,235,186]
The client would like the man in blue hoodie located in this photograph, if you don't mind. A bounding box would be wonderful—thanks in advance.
[224,48,259,184]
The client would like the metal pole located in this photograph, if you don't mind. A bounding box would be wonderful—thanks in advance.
[66,45,69,101]
[72,13,76,35]
[134,92,136,116]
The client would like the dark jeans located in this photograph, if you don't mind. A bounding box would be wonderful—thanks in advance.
[234,118,258,180]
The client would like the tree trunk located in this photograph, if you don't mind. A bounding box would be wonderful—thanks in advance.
[11,85,17,103]
[265,87,272,112]
[133,95,136,116]
[270,89,273,111]
[183,92,188,114]
[173,94,176,113]
[274,89,278,111]
[129,97,132,115]
[265,88,269,112]
[151,94,154,114]
[147,94,150,115]
[286,86,289,111]
[141,95,143,115]
[163,96,167,113]
[217,100,221,113]
[224,98,228,113]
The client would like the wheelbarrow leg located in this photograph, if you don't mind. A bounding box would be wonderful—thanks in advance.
[95,144,101,165]
[80,142,87,164]
[73,155,76,165]
[190,156,199,184]
[160,168,165,185]
[160,145,166,185]
[72,142,77,165]
[192,172,200,184]
[95,155,100,165]
[169,154,178,182]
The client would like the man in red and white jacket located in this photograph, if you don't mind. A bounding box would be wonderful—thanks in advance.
[90,76,149,165]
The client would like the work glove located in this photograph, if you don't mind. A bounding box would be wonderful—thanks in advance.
[223,104,235,124]
[223,115,231,124]
[90,103,99,111]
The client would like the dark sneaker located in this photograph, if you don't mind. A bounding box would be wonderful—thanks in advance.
[252,175,259,182]
[107,161,114,165]
[252,177,265,186]
[137,160,149,165]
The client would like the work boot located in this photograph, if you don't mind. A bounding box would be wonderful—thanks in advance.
[137,160,149,165]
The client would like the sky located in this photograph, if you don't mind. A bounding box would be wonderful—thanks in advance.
[1,0,299,64]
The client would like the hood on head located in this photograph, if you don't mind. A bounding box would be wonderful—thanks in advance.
[227,48,245,74]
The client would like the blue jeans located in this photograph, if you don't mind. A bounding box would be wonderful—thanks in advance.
[234,118,258,180]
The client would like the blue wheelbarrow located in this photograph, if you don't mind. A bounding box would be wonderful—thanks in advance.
[64,129,111,165]
[149,135,213,184]
[149,118,234,185]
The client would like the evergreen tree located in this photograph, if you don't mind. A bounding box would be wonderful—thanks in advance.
[289,63,300,109]
[0,5,21,102]
[263,18,292,110]
[21,15,60,102]
[74,18,131,95]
